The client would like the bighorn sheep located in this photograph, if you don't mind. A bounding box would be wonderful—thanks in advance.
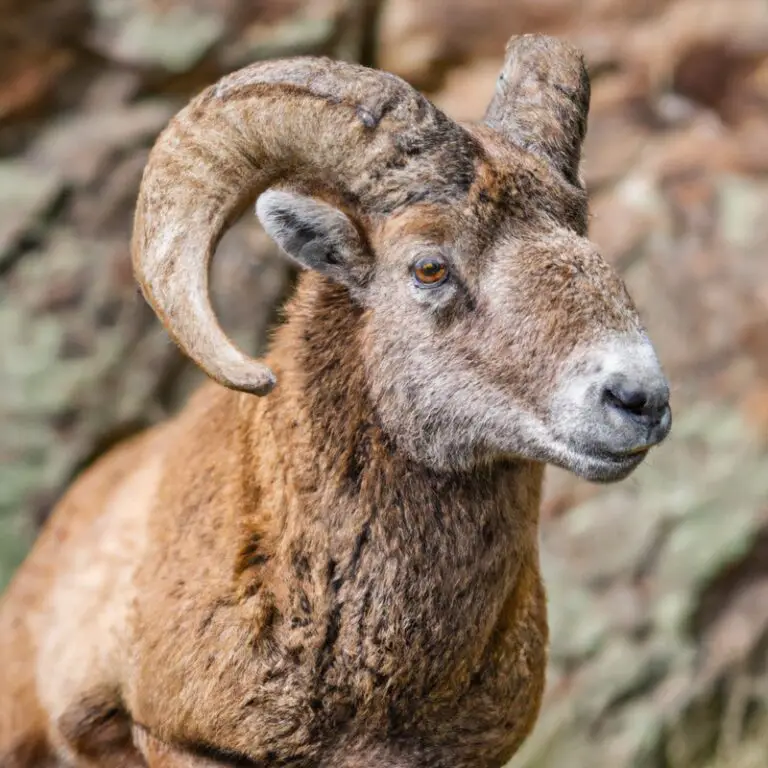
[0,35,671,768]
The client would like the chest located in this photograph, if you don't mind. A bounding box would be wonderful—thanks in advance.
[128,487,547,767]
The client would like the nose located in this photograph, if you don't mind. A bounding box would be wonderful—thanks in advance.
[603,374,671,434]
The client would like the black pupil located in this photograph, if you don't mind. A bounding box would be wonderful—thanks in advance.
[421,262,440,276]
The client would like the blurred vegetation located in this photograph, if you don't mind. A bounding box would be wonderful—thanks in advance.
[1,1,768,766]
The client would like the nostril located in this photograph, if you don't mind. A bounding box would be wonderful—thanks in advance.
[604,381,649,418]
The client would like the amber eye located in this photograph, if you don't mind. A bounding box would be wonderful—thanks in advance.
[413,258,448,286]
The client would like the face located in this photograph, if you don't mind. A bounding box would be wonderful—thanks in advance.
[357,162,671,482]
[257,151,671,483]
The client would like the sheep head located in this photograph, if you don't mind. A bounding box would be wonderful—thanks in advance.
[133,34,671,482]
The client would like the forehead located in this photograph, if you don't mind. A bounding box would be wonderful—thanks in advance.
[374,129,589,255]
[461,126,589,236]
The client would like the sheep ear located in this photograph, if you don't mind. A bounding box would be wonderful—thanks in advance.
[256,190,370,292]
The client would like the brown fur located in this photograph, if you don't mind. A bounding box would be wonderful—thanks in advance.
[0,35,670,767]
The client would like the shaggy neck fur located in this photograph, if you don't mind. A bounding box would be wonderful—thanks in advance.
[217,273,549,763]
[260,272,546,540]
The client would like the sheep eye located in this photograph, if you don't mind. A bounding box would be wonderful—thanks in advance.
[413,258,448,286]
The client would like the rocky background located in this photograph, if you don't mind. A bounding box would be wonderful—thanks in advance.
[1,1,767,766]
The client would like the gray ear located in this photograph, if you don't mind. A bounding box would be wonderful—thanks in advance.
[256,190,369,292]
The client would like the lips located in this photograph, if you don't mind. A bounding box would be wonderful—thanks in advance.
[595,448,646,469]
[618,444,651,457]
[570,445,650,483]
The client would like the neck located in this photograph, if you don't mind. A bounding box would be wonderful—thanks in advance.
[227,274,548,740]
[238,273,544,640]
[248,270,537,528]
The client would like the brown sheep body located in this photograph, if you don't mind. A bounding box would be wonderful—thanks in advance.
[0,36,671,768]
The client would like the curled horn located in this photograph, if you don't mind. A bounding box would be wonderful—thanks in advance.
[132,58,480,395]
[483,34,591,186]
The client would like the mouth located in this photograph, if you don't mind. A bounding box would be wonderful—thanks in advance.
[559,444,651,483]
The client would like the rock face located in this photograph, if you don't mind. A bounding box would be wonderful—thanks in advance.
[1,2,768,767]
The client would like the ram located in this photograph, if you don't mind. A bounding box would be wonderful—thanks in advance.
[0,35,671,768]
